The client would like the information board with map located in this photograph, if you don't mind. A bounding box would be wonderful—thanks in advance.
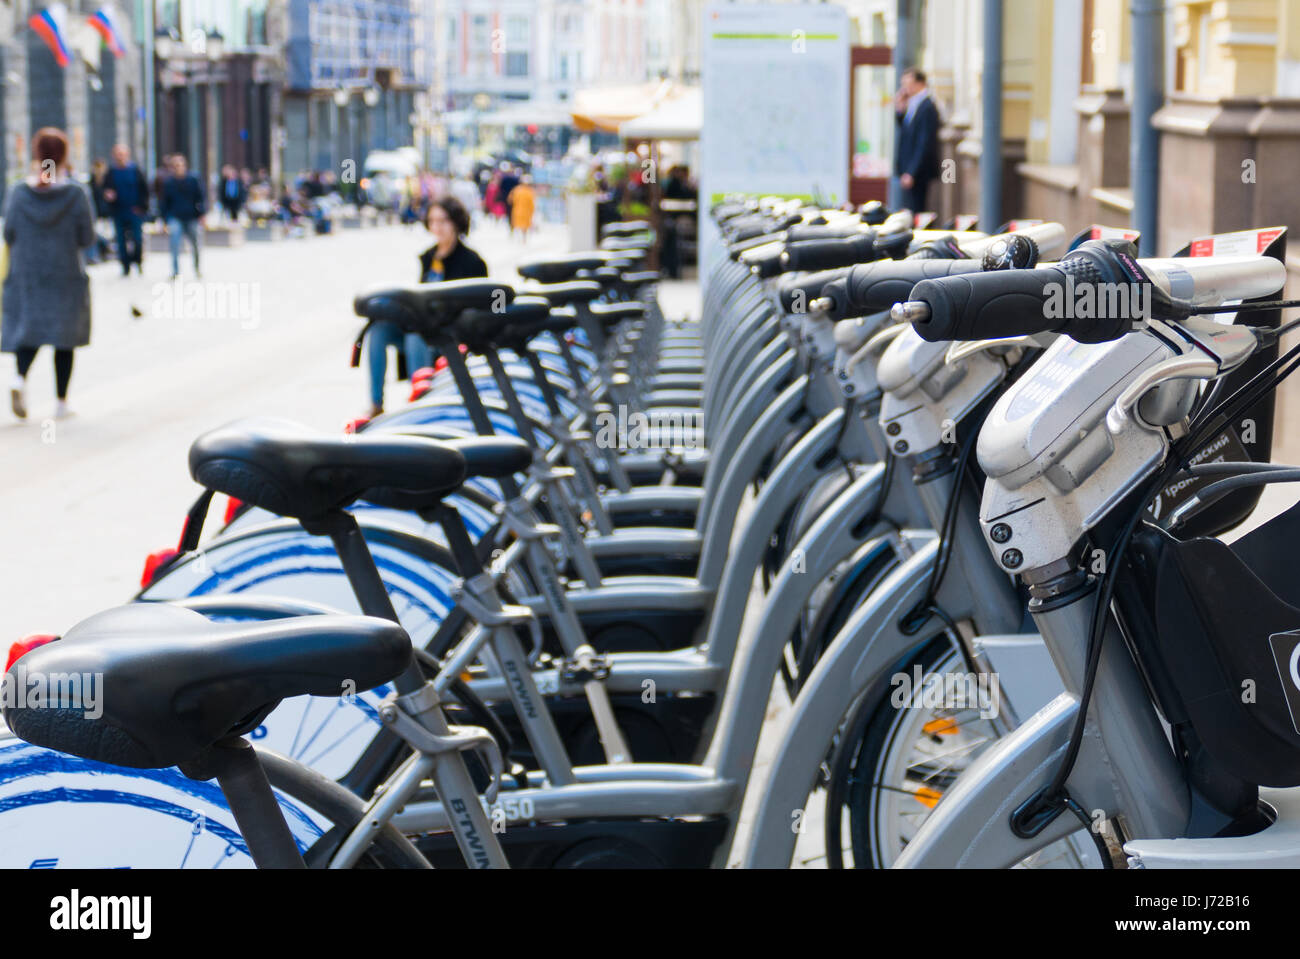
[700,3,851,267]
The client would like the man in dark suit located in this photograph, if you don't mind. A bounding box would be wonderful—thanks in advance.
[894,68,941,213]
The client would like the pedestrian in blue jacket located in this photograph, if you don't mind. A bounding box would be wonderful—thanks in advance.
[161,155,206,280]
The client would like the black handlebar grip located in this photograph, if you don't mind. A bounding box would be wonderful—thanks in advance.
[779,233,879,273]
[873,229,914,261]
[907,267,1070,341]
[785,223,866,243]
[907,257,1134,343]
[743,244,787,278]
[728,218,781,243]
[777,266,855,313]
[829,259,984,320]
[729,230,787,260]
[909,235,968,260]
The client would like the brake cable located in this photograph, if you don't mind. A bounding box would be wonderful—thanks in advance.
[1188,298,1300,319]
[896,353,1032,639]
[898,404,984,637]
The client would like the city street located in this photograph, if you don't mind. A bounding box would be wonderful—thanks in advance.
[0,218,570,641]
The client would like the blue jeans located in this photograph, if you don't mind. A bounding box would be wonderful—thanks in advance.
[166,216,201,276]
[366,321,433,409]
[113,212,143,272]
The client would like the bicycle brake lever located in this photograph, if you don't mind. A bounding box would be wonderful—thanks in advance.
[1106,355,1220,432]
[944,334,1039,366]
[1175,315,1263,372]
[845,323,908,375]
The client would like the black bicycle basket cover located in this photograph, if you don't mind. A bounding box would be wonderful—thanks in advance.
[1146,497,1300,787]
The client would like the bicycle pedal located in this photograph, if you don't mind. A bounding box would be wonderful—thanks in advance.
[559,648,612,683]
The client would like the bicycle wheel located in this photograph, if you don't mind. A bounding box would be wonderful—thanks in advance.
[0,737,427,868]
[827,639,1098,868]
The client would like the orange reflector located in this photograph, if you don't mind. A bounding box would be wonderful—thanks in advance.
[922,717,959,736]
[913,786,943,809]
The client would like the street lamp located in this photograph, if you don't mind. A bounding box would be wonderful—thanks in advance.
[155,28,178,61]
[202,32,225,200]
[472,92,491,153]
[331,87,349,174]
[363,86,380,108]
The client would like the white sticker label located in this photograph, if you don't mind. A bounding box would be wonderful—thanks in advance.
[1188,227,1285,257]
[1089,224,1140,242]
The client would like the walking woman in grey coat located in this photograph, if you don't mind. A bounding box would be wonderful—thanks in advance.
[3,127,94,421]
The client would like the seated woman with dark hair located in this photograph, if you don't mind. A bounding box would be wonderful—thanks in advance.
[363,195,489,418]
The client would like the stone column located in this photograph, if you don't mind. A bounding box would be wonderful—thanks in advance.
[955,129,1026,227]
[1074,87,1129,226]
[937,114,969,221]
[1150,94,1257,252]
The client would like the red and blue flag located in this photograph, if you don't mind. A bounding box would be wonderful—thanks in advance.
[28,4,72,68]
[88,7,126,58]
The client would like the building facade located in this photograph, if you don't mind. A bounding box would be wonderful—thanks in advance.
[440,0,651,109]
[882,0,1300,457]
[282,0,424,179]
[1,0,146,206]
[153,0,284,185]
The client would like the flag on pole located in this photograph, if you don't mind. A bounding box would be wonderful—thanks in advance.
[87,7,126,58]
[29,3,73,68]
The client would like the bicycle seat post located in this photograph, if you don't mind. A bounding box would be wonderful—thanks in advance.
[302,505,512,868]
[179,737,307,869]
[302,508,427,694]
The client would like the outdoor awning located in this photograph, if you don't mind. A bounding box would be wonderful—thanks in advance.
[479,102,576,128]
[619,88,701,141]
[571,81,675,133]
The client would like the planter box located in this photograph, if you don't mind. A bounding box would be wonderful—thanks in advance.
[340,207,378,229]
[145,227,170,253]
[203,223,245,248]
[245,220,285,242]
[566,192,598,251]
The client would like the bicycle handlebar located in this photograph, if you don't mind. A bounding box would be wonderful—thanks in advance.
[899,240,1289,343]
[820,259,984,320]
[902,258,1132,343]
[785,223,869,242]
[899,239,1151,343]
[778,232,882,274]
[777,266,857,313]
